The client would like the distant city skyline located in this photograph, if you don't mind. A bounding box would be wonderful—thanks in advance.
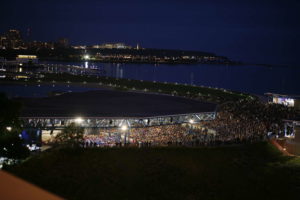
[0,29,136,48]
[1,0,300,65]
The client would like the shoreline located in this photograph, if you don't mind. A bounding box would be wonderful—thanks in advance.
[38,58,239,65]
[0,76,252,104]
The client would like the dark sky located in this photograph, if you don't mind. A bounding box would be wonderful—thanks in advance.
[1,0,300,65]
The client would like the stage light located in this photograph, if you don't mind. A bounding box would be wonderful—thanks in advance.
[75,117,83,124]
[121,125,128,131]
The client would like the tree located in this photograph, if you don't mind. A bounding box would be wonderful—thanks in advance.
[0,93,30,164]
[55,123,84,147]
[0,130,30,160]
[0,93,22,132]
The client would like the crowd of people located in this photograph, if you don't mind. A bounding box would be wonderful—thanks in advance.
[81,125,205,147]
[79,99,298,148]
[203,99,297,143]
[83,133,122,147]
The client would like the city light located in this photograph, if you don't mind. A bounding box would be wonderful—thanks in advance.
[84,55,90,60]
[75,117,84,124]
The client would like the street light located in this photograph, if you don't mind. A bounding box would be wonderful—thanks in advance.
[6,127,12,131]
[120,121,130,145]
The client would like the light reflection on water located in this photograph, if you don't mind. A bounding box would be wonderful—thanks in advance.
[41,61,300,95]
[1,61,300,96]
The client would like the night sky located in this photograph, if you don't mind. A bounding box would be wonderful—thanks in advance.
[1,0,299,65]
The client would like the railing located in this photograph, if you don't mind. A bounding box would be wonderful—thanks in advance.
[21,112,216,129]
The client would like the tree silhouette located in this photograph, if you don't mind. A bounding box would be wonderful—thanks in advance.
[55,122,84,147]
[0,93,29,164]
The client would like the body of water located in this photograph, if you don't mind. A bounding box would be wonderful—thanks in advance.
[40,61,300,95]
[1,61,299,97]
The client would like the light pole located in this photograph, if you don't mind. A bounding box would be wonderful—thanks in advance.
[188,119,195,145]
[121,124,128,145]
[75,117,84,124]
[120,120,130,146]
[83,54,90,60]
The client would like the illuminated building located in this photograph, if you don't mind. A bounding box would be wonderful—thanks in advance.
[115,43,129,49]
[90,43,132,49]
[0,36,7,49]
[1,29,24,49]
[91,45,102,49]
[103,43,114,49]
[28,41,54,49]
[16,55,38,64]
[72,45,86,49]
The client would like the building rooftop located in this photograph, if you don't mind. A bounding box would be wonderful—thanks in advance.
[18,90,216,118]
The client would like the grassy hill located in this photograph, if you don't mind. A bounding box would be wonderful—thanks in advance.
[5,143,300,200]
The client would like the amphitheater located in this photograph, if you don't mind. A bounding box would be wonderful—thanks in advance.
[18,90,216,144]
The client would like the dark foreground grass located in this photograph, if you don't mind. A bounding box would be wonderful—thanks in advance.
[6,143,300,200]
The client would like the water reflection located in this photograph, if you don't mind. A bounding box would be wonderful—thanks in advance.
[4,60,300,95]
[93,63,300,95]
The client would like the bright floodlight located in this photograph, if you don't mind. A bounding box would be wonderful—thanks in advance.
[84,55,90,60]
[189,119,194,124]
[121,125,128,131]
[6,127,12,131]
[75,117,84,123]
